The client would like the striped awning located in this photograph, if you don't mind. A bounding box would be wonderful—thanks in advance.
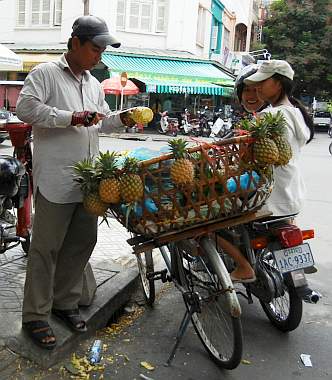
[102,53,234,96]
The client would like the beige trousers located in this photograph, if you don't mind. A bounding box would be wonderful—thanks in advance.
[22,191,98,323]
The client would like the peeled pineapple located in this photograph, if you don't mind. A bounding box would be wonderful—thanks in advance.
[121,107,154,127]
[130,107,153,124]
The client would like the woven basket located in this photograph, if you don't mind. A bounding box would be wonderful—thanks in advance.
[110,136,273,238]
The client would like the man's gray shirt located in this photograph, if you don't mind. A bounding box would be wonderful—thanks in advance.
[16,54,122,203]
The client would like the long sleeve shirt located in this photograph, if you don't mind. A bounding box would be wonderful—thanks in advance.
[260,105,310,216]
[16,54,122,204]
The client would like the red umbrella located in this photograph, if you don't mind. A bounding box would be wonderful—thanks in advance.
[101,76,139,95]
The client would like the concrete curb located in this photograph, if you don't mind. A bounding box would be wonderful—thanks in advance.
[5,266,139,368]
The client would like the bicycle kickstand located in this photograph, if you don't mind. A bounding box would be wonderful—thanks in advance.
[164,291,201,367]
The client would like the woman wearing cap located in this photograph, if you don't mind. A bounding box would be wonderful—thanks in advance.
[216,65,269,283]
[235,64,267,113]
[244,59,314,217]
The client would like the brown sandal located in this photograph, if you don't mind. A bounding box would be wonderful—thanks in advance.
[22,320,56,350]
[52,308,87,332]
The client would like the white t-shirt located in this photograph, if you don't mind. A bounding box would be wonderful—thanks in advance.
[259,105,310,216]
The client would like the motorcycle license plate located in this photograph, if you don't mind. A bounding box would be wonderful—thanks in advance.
[273,243,314,274]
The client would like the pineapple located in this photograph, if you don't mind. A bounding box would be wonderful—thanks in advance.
[251,117,279,166]
[120,157,144,203]
[168,138,194,185]
[121,107,154,126]
[72,158,108,216]
[264,111,292,166]
[96,151,121,203]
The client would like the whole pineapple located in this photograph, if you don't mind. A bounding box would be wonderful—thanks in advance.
[73,158,108,216]
[96,151,121,204]
[120,157,144,203]
[264,111,292,166]
[251,117,279,166]
[168,138,194,185]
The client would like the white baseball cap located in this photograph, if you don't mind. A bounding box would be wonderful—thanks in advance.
[243,59,294,84]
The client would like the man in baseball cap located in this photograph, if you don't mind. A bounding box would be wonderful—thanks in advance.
[71,15,121,48]
[244,59,294,84]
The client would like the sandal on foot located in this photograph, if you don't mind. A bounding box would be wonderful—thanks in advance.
[52,308,87,332]
[230,273,257,284]
[22,320,56,350]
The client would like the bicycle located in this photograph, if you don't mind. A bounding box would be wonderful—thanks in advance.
[109,135,273,369]
[0,120,33,254]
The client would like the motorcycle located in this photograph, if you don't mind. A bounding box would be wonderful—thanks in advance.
[198,106,213,137]
[157,111,179,137]
[0,155,30,253]
[210,112,233,138]
[179,109,200,136]
[218,214,319,331]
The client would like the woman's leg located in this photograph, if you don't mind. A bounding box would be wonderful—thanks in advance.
[217,235,255,281]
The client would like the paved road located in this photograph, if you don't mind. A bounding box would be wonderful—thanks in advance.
[0,131,331,379]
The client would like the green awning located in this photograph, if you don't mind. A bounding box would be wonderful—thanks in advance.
[140,78,225,95]
[101,53,235,95]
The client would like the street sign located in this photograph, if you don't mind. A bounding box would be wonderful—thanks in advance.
[120,72,128,87]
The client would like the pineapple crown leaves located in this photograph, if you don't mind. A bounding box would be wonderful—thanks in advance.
[96,150,120,179]
[122,157,141,174]
[71,157,99,195]
[168,138,190,159]
[261,111,287,137]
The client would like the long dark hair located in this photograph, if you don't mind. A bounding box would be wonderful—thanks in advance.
[272,73,314,143]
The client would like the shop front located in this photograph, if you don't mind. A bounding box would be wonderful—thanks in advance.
[100,52,235,126]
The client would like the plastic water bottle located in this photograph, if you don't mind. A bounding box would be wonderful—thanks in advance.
[89,339,102,365]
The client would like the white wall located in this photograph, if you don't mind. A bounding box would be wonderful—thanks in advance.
[0,0,212,58]
[221,0,251,26]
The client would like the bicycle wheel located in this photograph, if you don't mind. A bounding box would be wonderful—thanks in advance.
[171,239,243,369]
[258,250,303,332]
[136,249,155,306]
[328,127,332,138]
[329,142,332,155]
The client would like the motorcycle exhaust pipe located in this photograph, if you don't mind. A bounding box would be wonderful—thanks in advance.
[302,290,321,304]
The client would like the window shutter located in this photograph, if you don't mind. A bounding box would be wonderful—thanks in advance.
[211,25,218,51]
[17,0,26,26]
[129,1,139,29]
[54,0,62,25]
[141,3,152,32]
[156,0,167,33]
[42,0,50,24]
[116,0,126,29]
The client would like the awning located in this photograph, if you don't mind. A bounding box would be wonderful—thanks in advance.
[101,53,234,95]
[0,44,23,71]
[140,78,226,95]
[18,53,62,72]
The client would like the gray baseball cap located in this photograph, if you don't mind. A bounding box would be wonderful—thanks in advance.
[71,16,121,48]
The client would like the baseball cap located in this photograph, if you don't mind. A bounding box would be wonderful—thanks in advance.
[243,60,294,84]
[71,16,121,48]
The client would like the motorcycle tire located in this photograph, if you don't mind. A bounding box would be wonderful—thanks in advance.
[259,273,303,332]
[172,131,178,137]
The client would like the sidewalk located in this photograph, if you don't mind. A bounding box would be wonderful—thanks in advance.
[0,216,139,368]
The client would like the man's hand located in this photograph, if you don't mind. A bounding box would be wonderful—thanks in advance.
[71,111,104,127]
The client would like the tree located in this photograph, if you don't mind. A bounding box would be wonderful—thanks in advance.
[262,0,332,99]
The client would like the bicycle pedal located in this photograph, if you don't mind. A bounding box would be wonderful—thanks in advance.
[147,269,168,282]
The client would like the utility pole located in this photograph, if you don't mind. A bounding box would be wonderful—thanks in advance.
[83,0,90,15]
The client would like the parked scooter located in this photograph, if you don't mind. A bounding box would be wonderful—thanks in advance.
[179,109,200,136]
[157,111,179,136]
[210,110,233,138]
[198,106,213,137]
